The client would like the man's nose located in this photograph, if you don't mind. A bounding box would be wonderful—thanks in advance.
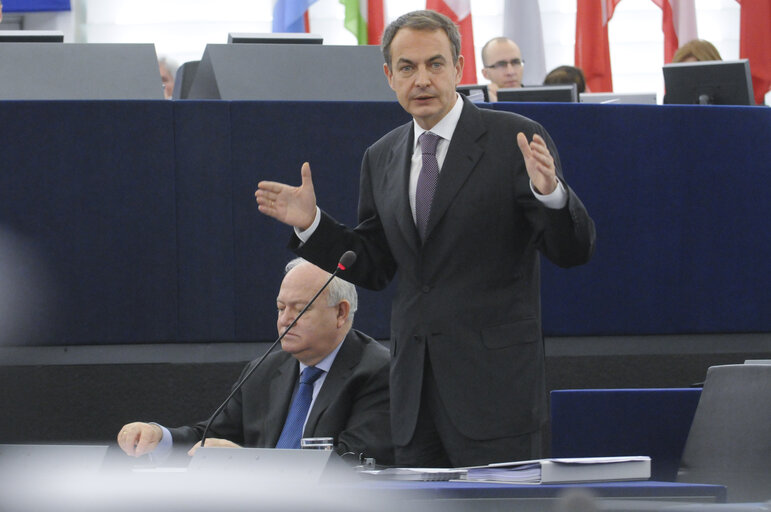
[278,309,295,328]
[415,66,431,86]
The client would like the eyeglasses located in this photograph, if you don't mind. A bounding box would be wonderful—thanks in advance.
[485,59,525,70]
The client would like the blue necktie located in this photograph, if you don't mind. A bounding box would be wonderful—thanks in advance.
[275,366,325,449]
[415,132,441,241]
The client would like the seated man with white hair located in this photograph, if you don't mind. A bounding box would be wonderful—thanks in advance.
[117,258,393,465]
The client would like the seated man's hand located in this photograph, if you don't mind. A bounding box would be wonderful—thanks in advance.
[117,422,162,457]
[187,438,241,457]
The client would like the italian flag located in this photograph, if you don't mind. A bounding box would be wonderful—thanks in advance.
[340,0,385,45]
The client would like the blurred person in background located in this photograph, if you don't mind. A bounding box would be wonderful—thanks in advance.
[480,37,524,101]
[672,39,722,63]
[158,56,177,99]
[544,65,588,93]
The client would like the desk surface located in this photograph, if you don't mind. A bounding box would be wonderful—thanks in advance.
[357,479,727,502]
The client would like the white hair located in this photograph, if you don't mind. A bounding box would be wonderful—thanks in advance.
[284,258,357,322]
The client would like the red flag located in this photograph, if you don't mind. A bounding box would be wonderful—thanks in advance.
[651,0,698,63]
[738,0,771,105]
[426,0,477,85]
[368,0,385,44]
[575,0,621,92]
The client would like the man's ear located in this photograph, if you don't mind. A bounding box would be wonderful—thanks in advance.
[336,301,350,328]
[383,63,396,91]
[455,54,465,85]
[481,67,491,81]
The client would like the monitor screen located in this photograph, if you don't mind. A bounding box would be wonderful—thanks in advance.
[456,84,489,103]
[227,33,323,44]
[0,30,64,43]
[662,59,755,106]
[496,84,578,103]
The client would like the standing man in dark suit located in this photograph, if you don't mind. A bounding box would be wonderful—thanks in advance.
[117,258,393,466]
[255,10,595,468]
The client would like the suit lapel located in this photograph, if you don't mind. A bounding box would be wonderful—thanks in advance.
[425,98,486,240]
[385,123,422,254]
[265,356,298,447]
[303,332,362,436]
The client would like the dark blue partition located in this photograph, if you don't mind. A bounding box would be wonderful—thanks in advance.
[173,101,235,341]
[0,101,177,344]
[495,103,771,335]
[551,388,703,481]
[1,101,768,346]
[228,100,408,342]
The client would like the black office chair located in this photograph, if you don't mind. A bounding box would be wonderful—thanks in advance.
[676,364,771,502]
[172,60,200,100]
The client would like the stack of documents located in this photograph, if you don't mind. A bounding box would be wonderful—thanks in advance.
[358,467,467,481]
[462,456,651,484]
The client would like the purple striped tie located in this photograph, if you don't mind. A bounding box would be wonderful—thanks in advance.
[416,132,441,241]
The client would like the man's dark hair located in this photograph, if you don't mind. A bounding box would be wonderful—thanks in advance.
[381,10,461,70]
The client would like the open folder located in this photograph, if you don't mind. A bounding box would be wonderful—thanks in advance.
[462,456,651,484]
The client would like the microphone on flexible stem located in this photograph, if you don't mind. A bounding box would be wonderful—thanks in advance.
[199,250,357,447]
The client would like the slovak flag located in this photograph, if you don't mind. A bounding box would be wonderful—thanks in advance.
[426,0,477,85]
[273,0,319,33]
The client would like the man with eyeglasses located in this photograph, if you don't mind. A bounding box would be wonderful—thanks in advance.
[481,37,525,101]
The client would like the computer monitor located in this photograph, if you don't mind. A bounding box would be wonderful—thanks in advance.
[456,84,489,103]
[496,84,578,103]
[662,59,755,106]
[227,33,323,44]
[0,30,64,43]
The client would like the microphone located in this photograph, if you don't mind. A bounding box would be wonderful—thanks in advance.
[199,251,357,447]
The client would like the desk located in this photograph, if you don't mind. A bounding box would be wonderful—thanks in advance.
[356,480,727,511]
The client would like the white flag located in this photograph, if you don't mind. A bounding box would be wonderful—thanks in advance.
[503,0,547,86]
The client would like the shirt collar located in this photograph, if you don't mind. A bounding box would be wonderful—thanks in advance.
[298,336,345,375]
[413,93,464,150]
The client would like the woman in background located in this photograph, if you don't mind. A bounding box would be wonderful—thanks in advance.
[672,39,722,63]
[544,65,588,93]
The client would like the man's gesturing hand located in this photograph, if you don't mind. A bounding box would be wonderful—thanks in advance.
[517,132,558,195]
[255,162,318,231]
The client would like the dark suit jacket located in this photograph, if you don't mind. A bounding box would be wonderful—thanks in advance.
[292,97,596,449]
[168,329,393,464]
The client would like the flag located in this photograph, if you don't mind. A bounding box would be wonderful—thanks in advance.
[651,0,698,63]
[575,0,621,92]
[1,0,70,11]
[737,0,771,105]
[273,0,319,33]
[503,0,547,86]
[340,0,385,45]
[426,0,477,85]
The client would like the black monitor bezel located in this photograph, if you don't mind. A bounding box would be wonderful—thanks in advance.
[496,84,578,103]
[662,59,755,106]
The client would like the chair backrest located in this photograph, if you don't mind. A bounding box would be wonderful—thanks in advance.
[550,388,702,482]
[172,60,200,100]
[677,364,771,502]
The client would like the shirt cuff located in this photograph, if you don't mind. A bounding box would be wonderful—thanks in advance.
[294,206,322,243]
[147,423,172,464]
[531,178,568,209]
